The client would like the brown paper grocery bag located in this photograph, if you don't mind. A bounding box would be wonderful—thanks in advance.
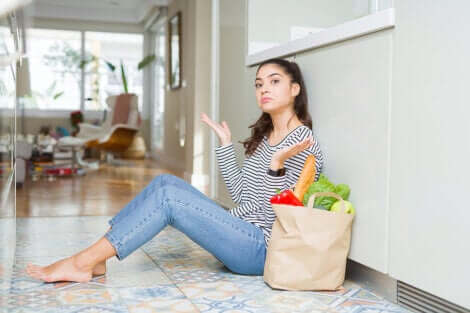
[263,192,354,291]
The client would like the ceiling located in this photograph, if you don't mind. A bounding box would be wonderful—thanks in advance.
[31,0,168,24]
[36,0,148,10]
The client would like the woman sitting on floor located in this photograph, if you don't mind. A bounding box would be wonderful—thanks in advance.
[26,58,324,282]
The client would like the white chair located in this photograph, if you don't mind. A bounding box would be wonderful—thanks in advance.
[57,94,141,168]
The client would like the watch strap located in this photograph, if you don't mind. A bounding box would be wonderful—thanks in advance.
[267,168,286,177]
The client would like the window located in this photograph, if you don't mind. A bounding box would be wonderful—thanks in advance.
[0,60,15,110]
[23,28,143,112]
[27,28,81,110]
[84,32,143,111]
[0,25,15,57]
[0,25,18,110]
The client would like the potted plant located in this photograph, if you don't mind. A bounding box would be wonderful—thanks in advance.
[80,54,157,95]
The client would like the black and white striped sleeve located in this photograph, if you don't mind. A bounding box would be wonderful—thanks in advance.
[262,127,324,229]
[215,143,244,204]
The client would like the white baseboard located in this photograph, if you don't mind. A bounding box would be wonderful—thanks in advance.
[346,259,397,303]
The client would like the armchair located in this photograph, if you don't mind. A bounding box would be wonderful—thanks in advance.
[57,93,141,167]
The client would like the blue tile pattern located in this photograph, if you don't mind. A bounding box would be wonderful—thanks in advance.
[0,216,413,313]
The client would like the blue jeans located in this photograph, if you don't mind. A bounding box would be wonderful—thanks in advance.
[104,174,266,275]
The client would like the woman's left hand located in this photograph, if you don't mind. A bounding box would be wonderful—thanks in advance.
[270,136,314,170]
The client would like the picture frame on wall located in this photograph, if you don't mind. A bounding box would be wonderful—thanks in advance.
[169,11,181,90]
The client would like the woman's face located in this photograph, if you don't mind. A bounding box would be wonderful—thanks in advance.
[255,63,300,114]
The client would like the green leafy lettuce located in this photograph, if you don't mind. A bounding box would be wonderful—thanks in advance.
[302,174,351,210]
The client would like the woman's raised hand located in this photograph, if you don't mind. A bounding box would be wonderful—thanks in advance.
[201,112,232,146]
[270,136,314,170]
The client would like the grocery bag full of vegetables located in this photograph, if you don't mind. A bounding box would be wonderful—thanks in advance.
[264,155,355,291]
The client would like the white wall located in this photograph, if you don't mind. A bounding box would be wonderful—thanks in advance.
[162,0,212,191]
[161,0,192,173]
[218,2,393,274]
[217,0,470,309]
[191,0,212,191]
[388,1,470,308]
[216,0,250,205]
[296,30,393,274]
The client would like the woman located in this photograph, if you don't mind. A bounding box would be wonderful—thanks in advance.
[26,58,324,282]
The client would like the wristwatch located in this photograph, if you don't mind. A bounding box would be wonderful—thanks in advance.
[267,167,286,177]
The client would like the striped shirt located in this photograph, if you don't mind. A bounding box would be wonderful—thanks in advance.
[215,125,324,246]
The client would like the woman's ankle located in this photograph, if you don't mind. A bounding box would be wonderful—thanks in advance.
[74,237,116,271]
[73,252,100,272]
[92,260,107,276]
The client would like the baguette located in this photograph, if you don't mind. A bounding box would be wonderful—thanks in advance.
[293,155,316,202]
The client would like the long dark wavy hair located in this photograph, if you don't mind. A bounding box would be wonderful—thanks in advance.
[241,58,312,156]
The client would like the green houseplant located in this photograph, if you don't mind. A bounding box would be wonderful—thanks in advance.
[80,54,157,94]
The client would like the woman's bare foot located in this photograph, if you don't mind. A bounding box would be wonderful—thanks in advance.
[92,260,106,276]
[26,255,94,283]
[26,236,115,283]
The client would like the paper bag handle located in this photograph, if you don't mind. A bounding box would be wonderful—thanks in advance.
[307,192,347,212]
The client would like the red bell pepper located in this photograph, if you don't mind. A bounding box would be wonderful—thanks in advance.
[270,189,303,206]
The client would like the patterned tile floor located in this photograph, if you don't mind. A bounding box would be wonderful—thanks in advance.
[0,216,413,313]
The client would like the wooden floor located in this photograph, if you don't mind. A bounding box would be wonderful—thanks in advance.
[16,159,184,218]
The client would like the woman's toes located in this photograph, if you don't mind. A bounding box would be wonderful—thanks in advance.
[27,264,43,274]
[28,270,42,275]
[27,263,39,270]
[26,264,38,275]
[25,264,52,281]
[29,270,43,280]
[37,257,93,283]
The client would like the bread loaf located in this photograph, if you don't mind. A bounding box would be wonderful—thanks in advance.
[293,155,316,202]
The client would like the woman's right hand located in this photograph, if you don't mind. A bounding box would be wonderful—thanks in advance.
[201,112,232,146]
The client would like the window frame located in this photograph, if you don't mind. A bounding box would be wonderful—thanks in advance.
[8,25,144,117]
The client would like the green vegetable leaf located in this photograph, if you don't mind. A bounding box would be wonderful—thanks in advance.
[302,174,351,210]
[302,174,334,208]
[334,184,350,201]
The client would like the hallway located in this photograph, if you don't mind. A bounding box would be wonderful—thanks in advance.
[3,0,470,311]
